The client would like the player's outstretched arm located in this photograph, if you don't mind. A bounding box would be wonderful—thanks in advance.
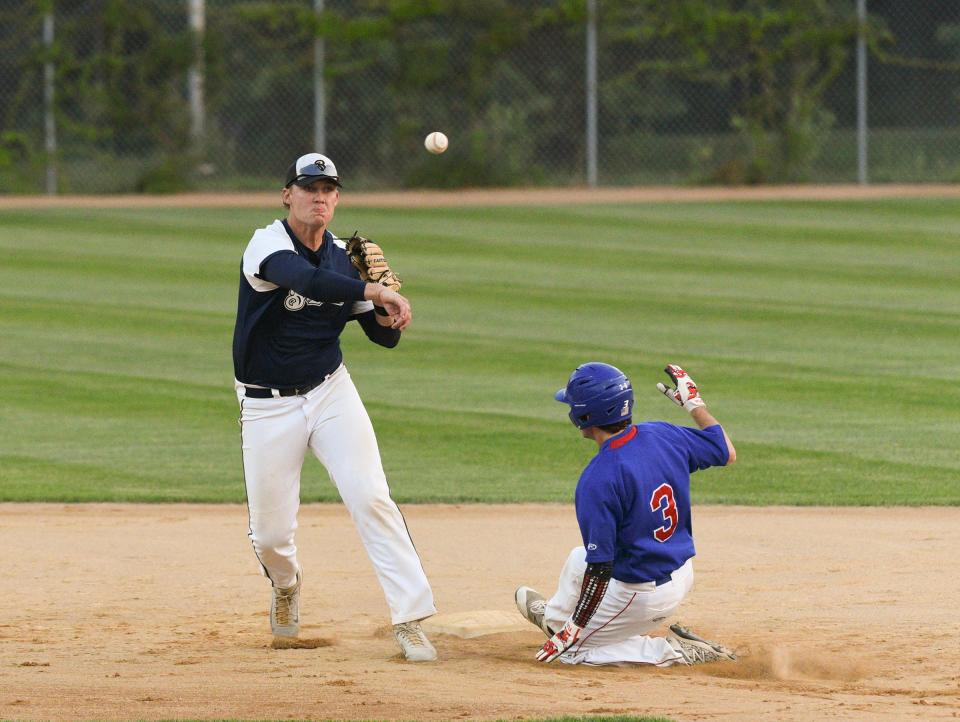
[689,407,736,464]
[657,364,736,465]
[260,251,368,303]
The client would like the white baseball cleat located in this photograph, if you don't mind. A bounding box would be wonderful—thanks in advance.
[270,571,301,639]
[515,586,553,636]
[667,623,737,665]
[393,621,438,662]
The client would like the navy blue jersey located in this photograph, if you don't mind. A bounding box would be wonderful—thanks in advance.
[232,220,377,387]
[574,422,729,584]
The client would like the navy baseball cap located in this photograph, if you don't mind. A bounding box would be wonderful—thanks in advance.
[284,152,342,188]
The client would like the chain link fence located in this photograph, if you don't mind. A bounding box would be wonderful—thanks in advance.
[1,0,959,194]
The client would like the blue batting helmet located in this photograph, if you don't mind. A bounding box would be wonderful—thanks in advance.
[555,362,634,429]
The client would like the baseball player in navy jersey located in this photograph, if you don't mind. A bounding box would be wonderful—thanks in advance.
[232,152,437,662]
[515,362,737,666]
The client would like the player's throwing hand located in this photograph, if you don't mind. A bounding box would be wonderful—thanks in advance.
[656,364,706,413]
[535,619,583,663]
[374,287,412,330]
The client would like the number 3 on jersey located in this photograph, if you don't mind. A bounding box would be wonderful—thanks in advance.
[650,483,677,542]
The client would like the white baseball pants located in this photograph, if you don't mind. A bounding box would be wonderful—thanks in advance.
[544,546,693,666]
[235,364,436,625]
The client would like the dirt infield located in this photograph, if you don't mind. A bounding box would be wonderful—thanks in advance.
[2,504,958,721]
[1,183,959,209]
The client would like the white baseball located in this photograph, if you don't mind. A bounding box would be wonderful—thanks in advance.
[424,131,448,154]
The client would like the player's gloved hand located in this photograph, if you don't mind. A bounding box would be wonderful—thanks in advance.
[535,619,582,663]
[346,233,402,293]
[656,364,706,413]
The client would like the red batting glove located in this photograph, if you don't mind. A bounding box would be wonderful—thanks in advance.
[656,364,706,413]
[535,619,582,663]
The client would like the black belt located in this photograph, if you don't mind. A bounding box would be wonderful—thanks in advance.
[244,380,323,398]
[621,573,673,586]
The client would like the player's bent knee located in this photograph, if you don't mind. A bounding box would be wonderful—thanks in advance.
[250,528,295,553]
[346,489,398,522]
[338,475,390,506]
[567,546,588,564]
[558,546,589,577]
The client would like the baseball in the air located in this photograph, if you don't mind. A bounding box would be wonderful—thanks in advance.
[424,131,449,154]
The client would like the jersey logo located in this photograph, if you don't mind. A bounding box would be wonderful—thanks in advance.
[283,290,344,312]
[587,543,597,551]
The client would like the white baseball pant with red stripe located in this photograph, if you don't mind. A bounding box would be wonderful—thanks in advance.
[236,364,436,625]
[543,546,693,665]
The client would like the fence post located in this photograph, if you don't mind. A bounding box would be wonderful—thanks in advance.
[43,9,57,195]
[856,0,868,185]
[188,0,205,149]
[314,0,326,152]
[585,0,598,187]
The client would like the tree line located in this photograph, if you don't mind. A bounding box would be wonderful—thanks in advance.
[2,0,958,191]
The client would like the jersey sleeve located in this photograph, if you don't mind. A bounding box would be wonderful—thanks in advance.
[673,423,729,471]
[354,309,401,348]
[349,300,375,316]
[260,253,366,302]
[574,464,621,564]
[241,225,295,292]
[241,223,367,303]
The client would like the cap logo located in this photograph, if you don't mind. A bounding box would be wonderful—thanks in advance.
[314,159,326,171]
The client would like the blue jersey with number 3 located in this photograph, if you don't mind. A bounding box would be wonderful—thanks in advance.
[574,422,729,584]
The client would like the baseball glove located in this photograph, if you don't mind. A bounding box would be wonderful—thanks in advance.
[345,233,402,294]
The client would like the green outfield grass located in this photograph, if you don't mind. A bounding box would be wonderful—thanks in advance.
[0,199,957,504]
